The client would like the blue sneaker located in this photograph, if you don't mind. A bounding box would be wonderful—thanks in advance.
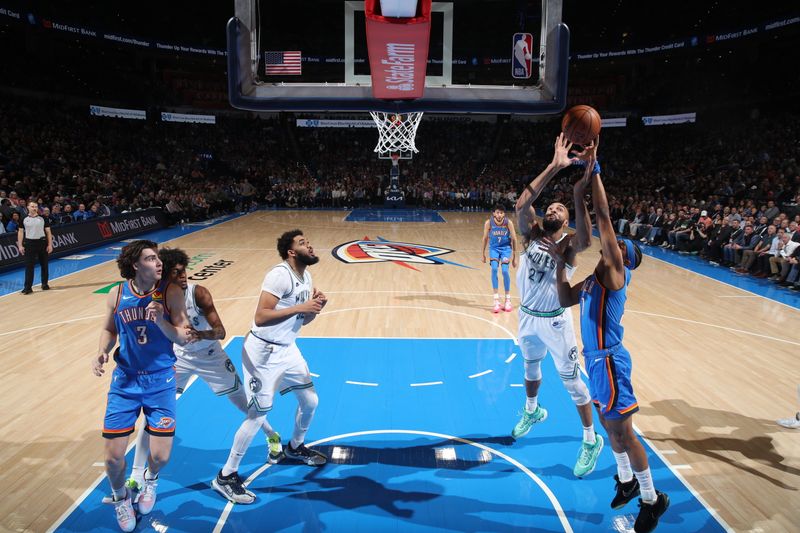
[573,434,604,477]
[511,405,548,439]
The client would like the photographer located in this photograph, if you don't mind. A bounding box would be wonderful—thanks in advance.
[678,219,710,255]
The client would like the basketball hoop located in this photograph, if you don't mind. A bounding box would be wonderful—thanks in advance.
[370,111,423,159]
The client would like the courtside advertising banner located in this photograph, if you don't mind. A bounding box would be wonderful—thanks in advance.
[364,0,432,100]
[0,208,167,270]
[512,33,534,79]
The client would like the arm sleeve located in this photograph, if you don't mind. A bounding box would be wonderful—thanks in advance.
[261,267,292,299]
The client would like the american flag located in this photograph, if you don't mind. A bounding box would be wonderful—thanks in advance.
[264,51,302,75]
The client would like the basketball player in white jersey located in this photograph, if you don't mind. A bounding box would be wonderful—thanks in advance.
[213,229,327,504]
[512,132,604,478]
[123,248,282,511]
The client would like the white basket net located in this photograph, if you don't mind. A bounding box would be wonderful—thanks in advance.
[370,111,423,157]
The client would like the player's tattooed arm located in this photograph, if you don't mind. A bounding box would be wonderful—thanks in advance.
[516,133,573,235]
[93,284,119,376]
[191,285,226,341]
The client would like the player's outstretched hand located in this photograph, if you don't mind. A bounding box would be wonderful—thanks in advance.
[93,351,109,376]
[570,136,600,165]
[551,132,574,170]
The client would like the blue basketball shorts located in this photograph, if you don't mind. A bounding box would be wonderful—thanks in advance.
[489,245,512,264]
[102,366,177,438]
[583,343,639,420]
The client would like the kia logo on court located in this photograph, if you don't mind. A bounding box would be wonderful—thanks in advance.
[97,221,113,238]
[332,236,472,271]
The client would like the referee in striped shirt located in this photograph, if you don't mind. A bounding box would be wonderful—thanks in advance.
[17,201,53,294]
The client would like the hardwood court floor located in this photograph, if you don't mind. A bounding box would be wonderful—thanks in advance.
[0,210,797,532]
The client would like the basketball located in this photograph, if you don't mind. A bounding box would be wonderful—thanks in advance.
[561,105,602,145]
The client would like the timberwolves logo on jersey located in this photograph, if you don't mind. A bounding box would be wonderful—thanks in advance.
[332,236,472,271]
[526,245,557,282]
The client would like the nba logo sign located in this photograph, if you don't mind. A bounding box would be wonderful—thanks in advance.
[512,33,533,79]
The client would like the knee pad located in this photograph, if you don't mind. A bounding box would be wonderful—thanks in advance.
[524,359,542,381]
[562,376,592,406]
[490,262,499,275]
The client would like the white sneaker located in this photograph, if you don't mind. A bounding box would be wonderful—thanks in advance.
[777,413,800,429]
[112,490,136,532]
[492,300,501,313]
[137,470,158,515]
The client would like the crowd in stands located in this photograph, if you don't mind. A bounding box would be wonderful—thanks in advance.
[2,97,798,291]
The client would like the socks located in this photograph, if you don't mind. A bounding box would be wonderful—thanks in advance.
[613,450,634,483]
[525,396,538,413]
[582,425,596,445]
[111,485,126,501]
[130,465,146,486]
[634,468,657,502]
[222,416,263,476]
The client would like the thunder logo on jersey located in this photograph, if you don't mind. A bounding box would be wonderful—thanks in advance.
[490,218,511,247]
[113,280,176,373]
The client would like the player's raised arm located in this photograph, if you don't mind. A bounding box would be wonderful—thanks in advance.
[192,285,226,341]
[516,133,574,234]
[589,152,625,290]
[92,283,120,376]
[572,163,593,253]
[507,218,519,268]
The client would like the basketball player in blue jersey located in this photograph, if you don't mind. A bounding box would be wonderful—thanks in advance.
[92,240,193,532]
[546,143,670,533]
[482,204,518,312]
[512,133,602,479]
[125,248,283,507]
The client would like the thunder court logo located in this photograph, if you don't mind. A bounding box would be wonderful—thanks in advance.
[332,236,472,271]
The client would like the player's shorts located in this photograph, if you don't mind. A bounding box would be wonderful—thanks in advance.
[103,366,177,439]
[489,245,513,264]
[518,306,581,380]
[584,343,639,420]
[241,333,314,413]
[174,340,241,396]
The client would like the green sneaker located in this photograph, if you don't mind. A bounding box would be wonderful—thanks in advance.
[573,434,604,477]
[268,432,283,464]
[511,405,548,439]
